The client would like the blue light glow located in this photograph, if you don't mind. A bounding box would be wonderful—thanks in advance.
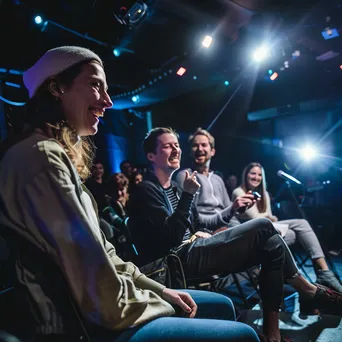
[132,95,140,103]
[0,95,26,106]
[5,82,20,88]
[34,15,43,25]
[113,48,120,57]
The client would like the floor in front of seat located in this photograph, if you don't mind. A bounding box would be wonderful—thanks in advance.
[219,252,342,342]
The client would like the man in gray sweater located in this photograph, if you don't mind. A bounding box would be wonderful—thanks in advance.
[175,128,244,233]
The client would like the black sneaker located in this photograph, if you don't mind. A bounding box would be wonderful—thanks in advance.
[316,269,342,293]
[299,284,342,315]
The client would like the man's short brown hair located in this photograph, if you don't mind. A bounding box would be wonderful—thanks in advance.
[143,127,179,156]
[188,128,215,149]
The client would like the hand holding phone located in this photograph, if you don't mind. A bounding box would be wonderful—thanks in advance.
[252,191,261,200]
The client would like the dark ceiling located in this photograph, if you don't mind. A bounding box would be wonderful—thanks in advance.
[1,0,342,111]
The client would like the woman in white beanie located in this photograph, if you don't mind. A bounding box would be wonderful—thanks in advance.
[0,47,259,342]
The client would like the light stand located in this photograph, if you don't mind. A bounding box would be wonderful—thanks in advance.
[280,180,341,283]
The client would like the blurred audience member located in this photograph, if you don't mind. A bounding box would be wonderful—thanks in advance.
[132,170,144,185]
[120,160,136,179]
[107,172,130,217]
[85,161,108,212]
[225,174,238,199]
[104,172,135,259]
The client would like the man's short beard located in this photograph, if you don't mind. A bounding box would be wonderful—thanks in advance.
[194,157,211,168]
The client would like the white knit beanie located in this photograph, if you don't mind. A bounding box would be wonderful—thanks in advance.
[23,46,103,98]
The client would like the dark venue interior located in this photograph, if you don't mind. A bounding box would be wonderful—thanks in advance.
[0,0,341,341]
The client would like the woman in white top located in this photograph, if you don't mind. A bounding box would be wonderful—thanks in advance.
[232,162,342,293]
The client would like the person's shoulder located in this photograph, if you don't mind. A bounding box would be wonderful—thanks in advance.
[174,168,191,181]
[35,135,74,174]
[177,168,191,176]
[135,179,159,194]
[129,180,163,208]
[178,168,192,174]
[3,133,71,175]
[138,179,153,188]
[232,186,245,196]
[211,172,225,184]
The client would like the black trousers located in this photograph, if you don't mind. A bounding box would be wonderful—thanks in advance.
[181,218,299,310]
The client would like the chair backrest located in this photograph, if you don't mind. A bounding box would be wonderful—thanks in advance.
[0,233,30,340]
[0,235,11,293]
[0,227,93,341]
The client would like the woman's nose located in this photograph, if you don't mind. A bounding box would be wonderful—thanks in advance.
[103,91,113,108]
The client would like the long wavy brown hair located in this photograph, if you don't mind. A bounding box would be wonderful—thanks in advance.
[241,162,267,213]
[1,59,97,180]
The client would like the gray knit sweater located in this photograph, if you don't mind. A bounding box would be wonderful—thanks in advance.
[175,169,240,231]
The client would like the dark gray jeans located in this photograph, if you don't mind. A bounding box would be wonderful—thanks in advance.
[180,218,299,310]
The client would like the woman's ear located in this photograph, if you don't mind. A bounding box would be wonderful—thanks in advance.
[47,78,64,97]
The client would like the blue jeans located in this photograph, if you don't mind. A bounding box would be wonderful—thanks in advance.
[94,290,259,341]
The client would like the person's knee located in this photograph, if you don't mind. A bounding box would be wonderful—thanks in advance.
[299,219,312,229]
[229,322,260,341]
[264,234,286,260]
[190,291,236,321]
[253,218,277,234]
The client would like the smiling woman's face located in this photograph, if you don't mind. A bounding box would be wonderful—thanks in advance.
[60,62,112,136]
[247,166,262,190]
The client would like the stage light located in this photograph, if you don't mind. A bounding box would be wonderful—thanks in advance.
[132,95,140,103]
[176,67,186,76]
[114,1,148,29]
[299,145,317,161]
[202,35,212,48]
[193,76,197,80]
[253,45,270,62]
[270,72,278,81]
[224,80,229,86]
[113,48,120,57]
[321,27,339,40]
[34,15,43,25]
[292,50,300,59]
[340,65,342,70]
[268,69,273,75]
